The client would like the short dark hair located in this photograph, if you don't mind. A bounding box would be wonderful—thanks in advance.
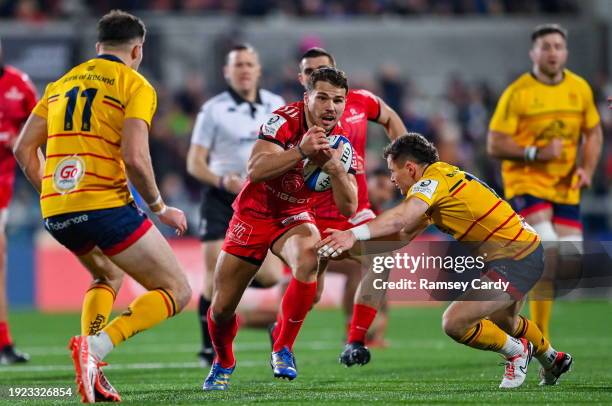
[383,133,439,165]
[300,47,336,68]
[97,10,146,46]
[306,66,348,94]
[531,23,567,43]
[225,43,257,65]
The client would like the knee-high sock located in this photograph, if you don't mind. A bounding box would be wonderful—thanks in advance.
[457,319,523,357]
[347,304,378,344]
[512,314,557,368]
[207,309,238,369]
[103,288,177,346]
[529,280,553,340]
[273,278,317,352]
[81,283,116,336]
[198,295,213,352]
[0,322,12,347]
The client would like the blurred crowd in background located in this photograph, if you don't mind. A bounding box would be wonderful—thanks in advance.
[1,0,581,21]
[3,0,611,241]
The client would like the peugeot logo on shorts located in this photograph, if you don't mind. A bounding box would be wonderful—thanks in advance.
[53,156,85,193]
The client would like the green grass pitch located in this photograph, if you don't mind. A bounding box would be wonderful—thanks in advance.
[1,301,611,404]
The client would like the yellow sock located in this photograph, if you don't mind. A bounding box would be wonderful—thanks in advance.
[512,315,551,357]
[458,319,508,351]
[529,280,553,340]
[103,289,177,346]
[81,284,116,336]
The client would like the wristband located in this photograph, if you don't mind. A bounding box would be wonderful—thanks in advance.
[350,224,371,241]
[296,144,307,159]
[152,204,168,216]
[218,175,226,191]
[147,194,165,213]
[524,146,538,162]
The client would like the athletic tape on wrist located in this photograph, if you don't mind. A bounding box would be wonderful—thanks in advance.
[350,224,371,241]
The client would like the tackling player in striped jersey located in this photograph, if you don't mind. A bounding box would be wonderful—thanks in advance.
[318,133,572,389]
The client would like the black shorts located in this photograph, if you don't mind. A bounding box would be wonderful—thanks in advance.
[199,186,236,241]
[483,244,544,300]
[43,202,153,256]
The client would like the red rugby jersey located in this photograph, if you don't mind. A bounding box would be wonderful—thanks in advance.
[0,65,37,178]
[234,101,348,219]
[311,89,380,220]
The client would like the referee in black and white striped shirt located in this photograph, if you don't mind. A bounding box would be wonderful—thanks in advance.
[187,44,285,366]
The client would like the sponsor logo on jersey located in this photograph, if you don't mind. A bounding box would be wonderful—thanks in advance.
[53,156,85,193]
[261,114,287,138]
[411,179,438,200]
[227,218,253,246]
[282,173,304,194]
[281,211,313,226]
[4,86,24,101]
[344,110,365,124]
[264,184,311,204]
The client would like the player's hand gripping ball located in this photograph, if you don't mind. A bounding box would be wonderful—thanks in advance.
[303,135,353,191]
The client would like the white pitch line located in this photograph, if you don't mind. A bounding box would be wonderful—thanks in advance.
[22,339,450,356]
[0,360,263,374]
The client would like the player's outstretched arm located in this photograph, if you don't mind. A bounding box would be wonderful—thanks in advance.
[13,114,48,194]
[248,126,330,183]
[317,196,429,258]
[122,118,187,235]
[376,98,407,140]
[573,124,603,189]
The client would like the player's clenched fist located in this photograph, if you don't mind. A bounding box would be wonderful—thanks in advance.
[158,206,188,236]
[299,126,330,157]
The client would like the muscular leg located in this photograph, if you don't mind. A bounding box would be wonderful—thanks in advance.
[0,209,11,346]
[238,251,285,328]
[0,208,27,362]
[78,247,125,335]
[441,284,524,355]
[488,297,563,378]
[81,226,192,360]
[524,208,556,339]
[271,223,321,352]
[208,251,259,368]
[346,257,390,345]
[554,223,583,293]
[197,239,223,362]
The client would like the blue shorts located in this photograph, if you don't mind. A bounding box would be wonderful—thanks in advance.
[509,194,581,231]
[483,244,544,300]
[43,203,153,256]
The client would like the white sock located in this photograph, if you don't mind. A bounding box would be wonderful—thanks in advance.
[89,332,114,360]
[499,336,524,358]
[536,345,558,369]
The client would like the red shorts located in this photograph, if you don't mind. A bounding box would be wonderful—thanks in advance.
[0,175,15,209]
[222,211,316,266]
[315,208,376,237]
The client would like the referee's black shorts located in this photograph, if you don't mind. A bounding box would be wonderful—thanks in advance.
[199,186,236,242]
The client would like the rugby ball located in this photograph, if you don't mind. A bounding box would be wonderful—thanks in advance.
[303,135,353,192]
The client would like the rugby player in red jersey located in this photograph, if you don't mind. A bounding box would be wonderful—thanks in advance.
[295,48,406,357]
[0,39,37,364]
[202,67,358,390]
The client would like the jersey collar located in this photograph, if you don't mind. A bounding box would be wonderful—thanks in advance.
[529,69,566,86]
[227,86,262,106]
[96,54,125,65]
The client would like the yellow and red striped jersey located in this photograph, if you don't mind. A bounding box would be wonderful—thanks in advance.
[489,70,600,205]
[407,161,539,260]
[32,54,157,218]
